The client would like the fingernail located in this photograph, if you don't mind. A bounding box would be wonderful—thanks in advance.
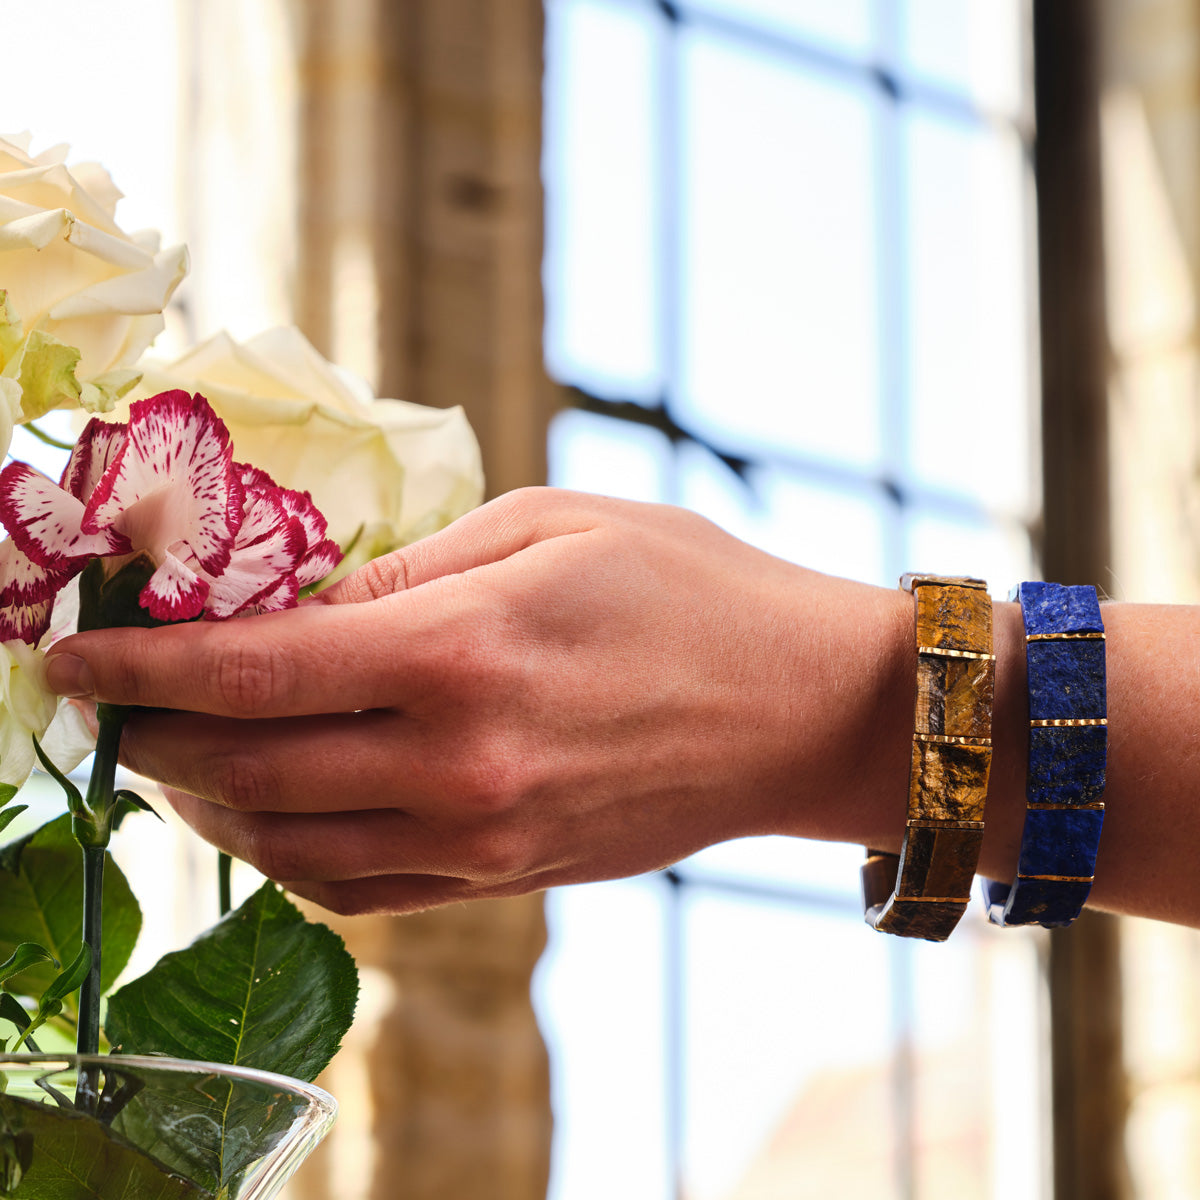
[45,653,95,699]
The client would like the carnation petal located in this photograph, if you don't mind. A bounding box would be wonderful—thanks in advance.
[245,574,300,616]
[63,416,128,501]
[140,549,209,622]
[0,598,52,645]
[296,538,343,589]
[205,513,306,619]
[0,537,67,607]
[0,462,127,566]
[86,390,241,574]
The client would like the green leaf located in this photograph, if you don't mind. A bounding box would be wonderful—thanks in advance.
[111,792,161,826]
[0,996,31,1038]
[0,811,28,840]
[0,1092,213,1198]
[0,818,141,1008]
[105,884,355,1193]
[39,946,90,1011]
[105,882,358,1081]
[0,947,56,987]
[0,787,19,809]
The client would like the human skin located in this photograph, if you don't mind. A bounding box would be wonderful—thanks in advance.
[40,487,1200,926]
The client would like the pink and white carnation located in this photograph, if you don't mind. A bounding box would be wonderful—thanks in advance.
[0,389,340,645]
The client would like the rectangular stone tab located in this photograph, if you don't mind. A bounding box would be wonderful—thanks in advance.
[1003,878,1093,927]
[1028,725,1107,805]
[1015,807,1105,879]
[908,740,992,821]
[914,583,993,654]
[914,654,995,738]
[1026,639,1107,721]
[894,823,982,900]
[874,896,967,942]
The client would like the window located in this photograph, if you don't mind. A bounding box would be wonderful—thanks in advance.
[536,2,1045,1196]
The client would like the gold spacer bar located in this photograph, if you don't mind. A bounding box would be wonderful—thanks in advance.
[1016,873,1095,883]
[1029,718,1107,728]
[917,645,997,661]
[1026,802,1105,812]
[1026,631,1105,642]
[913,732,993,746]
[903,573,988,592]
[906,818,985,830]
[892,895,971,904]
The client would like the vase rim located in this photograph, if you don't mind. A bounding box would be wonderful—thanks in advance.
[0,1052,337,1119]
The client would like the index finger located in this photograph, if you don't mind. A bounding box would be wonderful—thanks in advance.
[44,600,431,717]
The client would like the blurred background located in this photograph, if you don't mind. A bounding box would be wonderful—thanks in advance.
[3,0,1200,1196]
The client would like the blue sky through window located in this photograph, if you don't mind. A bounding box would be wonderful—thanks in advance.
[538,1,1043,1197]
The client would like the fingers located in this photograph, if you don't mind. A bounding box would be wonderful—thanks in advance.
[281,874,543,918]
[117,709,426,814]
[164,787,545,890]
[42,487,609,716]
[45,600,431,716]
[314,486,602,606]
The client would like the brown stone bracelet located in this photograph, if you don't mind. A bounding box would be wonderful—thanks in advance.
[861,574,995,941]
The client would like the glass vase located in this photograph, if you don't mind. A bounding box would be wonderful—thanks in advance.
[0,1053,336,1200]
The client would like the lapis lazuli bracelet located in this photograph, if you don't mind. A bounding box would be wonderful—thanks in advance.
[981,581,1107,928]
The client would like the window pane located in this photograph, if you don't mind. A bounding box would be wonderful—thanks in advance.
[909,930,1045,1197]
[684,0,874,57]
[899,0,1026,117]
[538,880,673,1200]
[682,893,895,1199]
[675,442,889,582]
[549,409,673,501]
[905,509,1033,597]
[544,0,663,399]
[684,835,865,902]
[676,32,882,469]
[903,114,1032,512]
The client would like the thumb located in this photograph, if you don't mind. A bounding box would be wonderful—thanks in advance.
[313,487,605,606]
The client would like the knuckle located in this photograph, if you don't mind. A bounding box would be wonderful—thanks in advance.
[211,640,286,716]
[239,820,304,883]
[333,553,409,604]
[457,824,535,882]
[209,751,281,812]
[447,746,526,818]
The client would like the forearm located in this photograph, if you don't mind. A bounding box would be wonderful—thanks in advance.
[778,581,1200,928]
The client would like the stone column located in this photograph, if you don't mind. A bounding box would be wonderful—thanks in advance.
[1098,3,1200,1198]
[284,1,555,1197]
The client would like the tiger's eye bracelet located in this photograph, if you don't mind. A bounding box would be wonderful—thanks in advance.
[862,574,995,942]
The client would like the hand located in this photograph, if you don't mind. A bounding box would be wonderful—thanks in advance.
[44,488,914,916]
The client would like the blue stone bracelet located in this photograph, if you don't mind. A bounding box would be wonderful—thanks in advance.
[981,581,1107,928]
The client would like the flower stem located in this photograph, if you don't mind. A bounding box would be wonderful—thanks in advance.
[218,852,233,917]
[76,846,105,1056]
[72,703,129,1062]
[21,421,74,452]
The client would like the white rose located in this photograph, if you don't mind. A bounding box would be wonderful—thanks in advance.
[0,134,188,442]
[0,638,91,789]
[127,326,484,572]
